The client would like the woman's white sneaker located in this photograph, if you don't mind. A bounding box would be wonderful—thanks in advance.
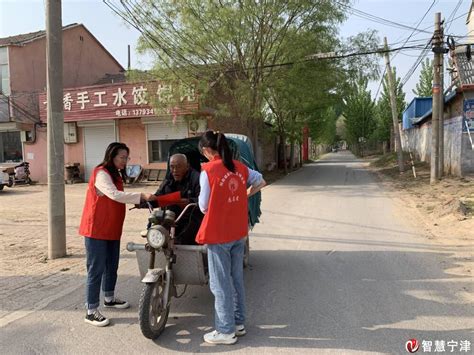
[203,330,238,345]
[84,310,110,327]
[235,324,246,336]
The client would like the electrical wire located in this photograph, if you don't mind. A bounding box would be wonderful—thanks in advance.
[445,0,464,34]
[391,0,437,62]
[0,94,40,125]
[335,0,432,34]
[401,38,433,86]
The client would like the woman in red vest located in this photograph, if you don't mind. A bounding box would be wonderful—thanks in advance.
[79,142,156,327]
[197,131,266,345]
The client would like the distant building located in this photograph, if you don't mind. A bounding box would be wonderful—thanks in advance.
[0,24,275,183]
[0,23,124,173]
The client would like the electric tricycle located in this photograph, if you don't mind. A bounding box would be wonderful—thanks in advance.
[127,134,262,339]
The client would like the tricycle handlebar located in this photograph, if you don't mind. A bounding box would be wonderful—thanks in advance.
[175,203,198,224]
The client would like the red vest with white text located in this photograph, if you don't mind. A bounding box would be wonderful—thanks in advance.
[196,157,249,245]
[79,167,126,240]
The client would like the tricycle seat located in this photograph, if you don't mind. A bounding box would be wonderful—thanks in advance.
[134,244,208,286]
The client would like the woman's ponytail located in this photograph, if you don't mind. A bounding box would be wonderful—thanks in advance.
[217,132,235,173]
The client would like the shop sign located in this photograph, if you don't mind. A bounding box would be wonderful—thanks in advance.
[39,82,198,122]
[463,99,474,132]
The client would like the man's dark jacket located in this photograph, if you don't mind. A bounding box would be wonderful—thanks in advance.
[154,168,203,245]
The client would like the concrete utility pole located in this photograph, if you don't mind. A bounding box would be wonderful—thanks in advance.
[383,37,405,173]
[431,13,442,184]
[438,21,445,179]
[46,0,66,259]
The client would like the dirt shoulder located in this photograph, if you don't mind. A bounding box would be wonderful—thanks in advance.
[366,153,474,278]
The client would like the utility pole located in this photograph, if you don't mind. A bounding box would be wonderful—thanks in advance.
[438,20,445,179]
[384,37,405,173]
[431,13,442,184]
[46,0,66,259]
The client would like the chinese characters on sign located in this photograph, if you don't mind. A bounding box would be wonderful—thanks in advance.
[42,83,197,119]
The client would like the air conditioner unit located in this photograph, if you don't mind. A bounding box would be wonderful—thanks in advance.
[188,119,207,135]
[64,122,78,144]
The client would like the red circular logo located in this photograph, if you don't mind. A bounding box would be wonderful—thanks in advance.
[406,339,419,353]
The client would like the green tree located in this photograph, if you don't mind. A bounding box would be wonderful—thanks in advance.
[106,0,351,149]
[315,107,339,146]
[412,58,433,97]
[343,78,376,155]
[376,67,406,146]
[264,27,343,171]
[263,28,379,170]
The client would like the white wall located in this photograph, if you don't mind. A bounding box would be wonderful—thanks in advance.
[401,116,463,176]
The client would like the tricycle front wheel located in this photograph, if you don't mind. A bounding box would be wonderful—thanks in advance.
[138,275,170,339]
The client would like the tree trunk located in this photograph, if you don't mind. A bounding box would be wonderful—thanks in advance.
[390,127,394,152]
[278,134,287,174]
[289,141,295,169]
[299,143,303,167]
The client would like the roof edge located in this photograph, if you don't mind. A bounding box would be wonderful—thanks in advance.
[0,23,80,47]
[413,91,458,126]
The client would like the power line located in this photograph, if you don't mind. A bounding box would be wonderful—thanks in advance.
[0,94,40,125]
[401,38,433,86]
[402,5,466,89]
[387,0,437,95]
[446,0,465,34]
[420,10,469,34]
[336,1,433,34]
[392,0,437,62]
[105,0,428,77]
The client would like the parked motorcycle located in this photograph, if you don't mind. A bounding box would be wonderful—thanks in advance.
[3,161,32,186]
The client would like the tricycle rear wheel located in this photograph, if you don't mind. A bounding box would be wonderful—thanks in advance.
[138,275,170,339]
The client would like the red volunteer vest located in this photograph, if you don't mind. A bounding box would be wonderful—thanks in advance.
[78,167,126,240]
[196,157,249,245]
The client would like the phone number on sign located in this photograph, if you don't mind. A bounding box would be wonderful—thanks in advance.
[133,108,155,116]
[115,108,155,117]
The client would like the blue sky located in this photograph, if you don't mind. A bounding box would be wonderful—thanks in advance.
[0,0,471,103]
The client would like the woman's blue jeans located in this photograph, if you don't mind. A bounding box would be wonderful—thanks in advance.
[85,237,120,310]
[207,238,246,334]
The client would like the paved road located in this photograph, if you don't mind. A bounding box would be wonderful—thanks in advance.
[1,151,472,354]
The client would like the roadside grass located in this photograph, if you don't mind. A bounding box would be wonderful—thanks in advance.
[368,152,474,218]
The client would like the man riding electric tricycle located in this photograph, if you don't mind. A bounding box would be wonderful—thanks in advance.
[127,134,262,339]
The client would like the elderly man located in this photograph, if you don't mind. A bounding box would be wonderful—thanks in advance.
[153,153,202,245]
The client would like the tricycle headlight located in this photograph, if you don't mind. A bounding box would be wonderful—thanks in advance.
[146,226,167,249]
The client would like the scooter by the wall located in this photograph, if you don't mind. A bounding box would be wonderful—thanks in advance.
[2,161,32,186]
